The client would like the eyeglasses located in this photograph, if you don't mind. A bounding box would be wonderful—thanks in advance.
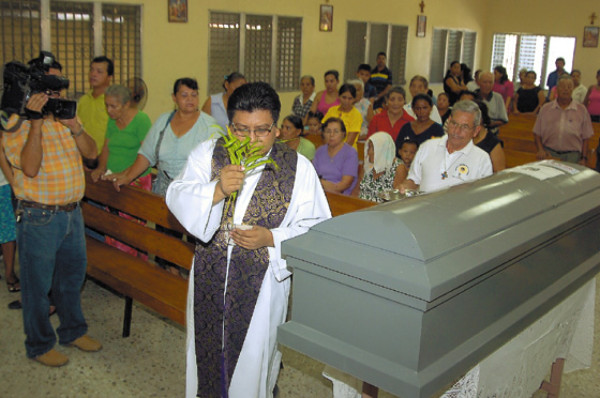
[448,120,475,132]
[230,122,275,137]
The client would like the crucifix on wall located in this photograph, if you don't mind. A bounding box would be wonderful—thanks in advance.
[416,1,426,38]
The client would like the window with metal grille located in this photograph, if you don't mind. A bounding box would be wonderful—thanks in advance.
[103,4,141,86]
[0,0,141,100]
[0,0,41,68]
[491,33,574,88]
[208,12,240,94]
[429,28,477,84]
[50,1,93,98]
[245,14,272,84]
[276,17,301,91]
[344,21,408,86]
[208,11,302,94]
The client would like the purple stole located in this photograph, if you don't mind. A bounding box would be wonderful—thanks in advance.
[193,139,297,397]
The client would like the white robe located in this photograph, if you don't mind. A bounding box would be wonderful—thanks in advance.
[166,139,331,398]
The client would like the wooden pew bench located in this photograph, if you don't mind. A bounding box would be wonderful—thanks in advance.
[499,113,600,169]
[82,172,375,337]
[82,172,194,336]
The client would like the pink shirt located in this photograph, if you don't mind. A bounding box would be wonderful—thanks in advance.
[533,100,594,152]
[316,91,340,116]
[586,87,600,116]
[493,80,514,102]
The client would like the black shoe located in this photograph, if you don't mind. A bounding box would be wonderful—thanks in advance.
[8,300,22,310]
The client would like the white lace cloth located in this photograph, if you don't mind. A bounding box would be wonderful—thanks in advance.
[323,278,595,398]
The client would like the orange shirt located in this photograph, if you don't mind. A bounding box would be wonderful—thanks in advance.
[2,116,85,204]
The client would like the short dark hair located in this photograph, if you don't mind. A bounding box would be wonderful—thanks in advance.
[173,78,198,94]
[399,139,418,151]
[411,93,433,108]
[556,57,565,63]
[324,70,339,80]
[526,70,537,79]
[283,114,303,130]
[306,111,324,121]
[227,82,281,124]
[386,86,406,101]
[91,56,114,76]
[377,52,387,58]
[338,83,356,98]
[223,72,246,90]
[458,90,478,101]
[357,64,371,73]
[323,117,346,138]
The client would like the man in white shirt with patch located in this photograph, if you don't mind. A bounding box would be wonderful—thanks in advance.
[400,100,493,194]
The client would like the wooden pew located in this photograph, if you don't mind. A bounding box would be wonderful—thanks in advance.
[498,113,600,169]
[82,172,375,336]
[82,172,194,335]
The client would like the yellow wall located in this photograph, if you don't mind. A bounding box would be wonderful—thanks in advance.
[94,0,489,120]
[88,0,598,121]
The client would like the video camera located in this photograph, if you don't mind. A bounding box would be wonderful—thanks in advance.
[1,51,77,121]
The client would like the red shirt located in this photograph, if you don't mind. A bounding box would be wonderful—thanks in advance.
[367,110,414,141]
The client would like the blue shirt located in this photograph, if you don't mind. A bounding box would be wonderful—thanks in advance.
[139,111,223,184]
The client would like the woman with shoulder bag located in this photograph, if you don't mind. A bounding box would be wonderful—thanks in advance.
[107,78,223,196]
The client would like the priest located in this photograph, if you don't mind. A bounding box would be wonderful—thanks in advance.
[166,82,331,398]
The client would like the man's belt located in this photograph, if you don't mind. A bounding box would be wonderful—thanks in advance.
[544,147,580,155]
[20,200,79,212]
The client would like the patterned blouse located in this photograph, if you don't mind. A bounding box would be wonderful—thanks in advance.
[359,158,401,203]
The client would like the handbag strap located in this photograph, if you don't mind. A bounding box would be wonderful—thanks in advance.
[154,110,177,164]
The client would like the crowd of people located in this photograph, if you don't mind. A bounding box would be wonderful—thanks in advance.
[0,48,598,398]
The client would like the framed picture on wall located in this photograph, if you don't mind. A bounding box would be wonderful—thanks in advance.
[583,26,599,48]
[168,0,188,23]
[319,5,333,32]
[417,15,427,38]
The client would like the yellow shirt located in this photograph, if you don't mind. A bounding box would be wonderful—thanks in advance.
[77,90,108,154]
[2,116,85,205]
[322,105,363,150]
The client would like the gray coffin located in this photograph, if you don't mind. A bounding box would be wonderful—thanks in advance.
[278,161,600,398]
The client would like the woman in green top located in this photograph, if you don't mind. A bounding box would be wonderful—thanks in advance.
[91,84,152,189]
[280,115,316,160]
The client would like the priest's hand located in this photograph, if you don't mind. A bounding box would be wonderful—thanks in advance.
[214,165,245,204]
[231,226,274,250]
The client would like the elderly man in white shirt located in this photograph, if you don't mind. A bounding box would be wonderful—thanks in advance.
[476,72,508,135]
[400,100,493,194]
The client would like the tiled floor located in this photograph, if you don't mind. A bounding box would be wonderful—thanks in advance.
[2,262,599,398]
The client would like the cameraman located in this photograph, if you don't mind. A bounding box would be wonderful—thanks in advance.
[2,60,101,367]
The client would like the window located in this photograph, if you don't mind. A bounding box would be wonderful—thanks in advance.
[0,0,141,99]
[103,5,142,89]
[0,1,41,67]
[344,21,408,86]
[50,1,93,98]
[429,29,476,84]
[491,33,575,88]
[208,12,302,94]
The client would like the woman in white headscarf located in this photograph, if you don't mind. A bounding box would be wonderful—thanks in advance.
[353,132,404,202]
